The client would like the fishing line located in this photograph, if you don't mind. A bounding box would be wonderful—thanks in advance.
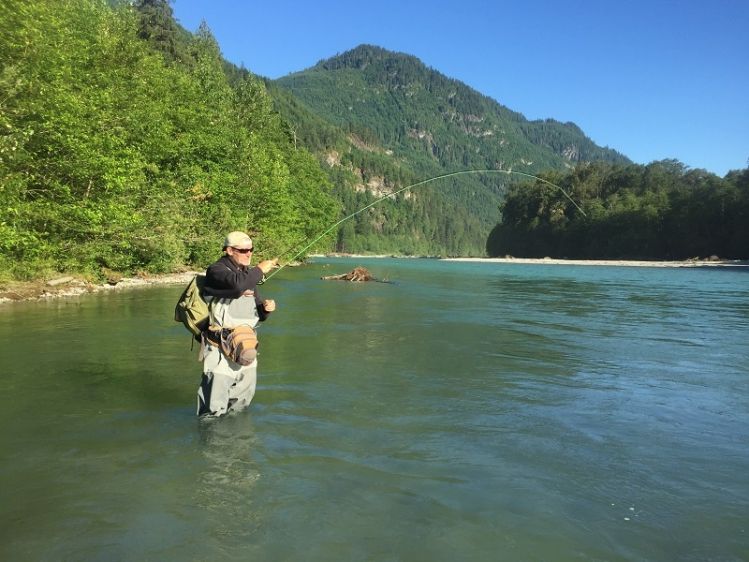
[264,168,585,281]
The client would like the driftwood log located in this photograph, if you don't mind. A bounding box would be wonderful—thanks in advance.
[321,266,385,282]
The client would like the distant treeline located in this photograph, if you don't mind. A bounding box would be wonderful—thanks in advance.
[487,161,749,260]
[0,0,338,280]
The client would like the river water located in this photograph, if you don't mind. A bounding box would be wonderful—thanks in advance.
[1,258,747,561]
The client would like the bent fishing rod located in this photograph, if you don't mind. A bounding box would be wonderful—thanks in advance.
[264,168,585,281]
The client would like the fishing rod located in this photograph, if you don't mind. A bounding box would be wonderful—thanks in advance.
[264,168,586,281]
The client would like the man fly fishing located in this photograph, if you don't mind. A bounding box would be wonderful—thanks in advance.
[184,170,583,417]
[197,231,278,417]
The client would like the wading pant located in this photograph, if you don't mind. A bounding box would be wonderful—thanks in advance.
[197,343,257,417]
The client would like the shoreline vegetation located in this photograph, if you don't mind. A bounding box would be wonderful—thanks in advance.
[2,255,746,305]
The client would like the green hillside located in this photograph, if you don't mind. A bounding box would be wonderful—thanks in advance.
[0,0,338,280]
[272,44,629,255]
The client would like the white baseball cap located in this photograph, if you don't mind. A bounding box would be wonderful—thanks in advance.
[223,231,253,250]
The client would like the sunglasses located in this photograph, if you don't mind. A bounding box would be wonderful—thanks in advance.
[233,247,254,254]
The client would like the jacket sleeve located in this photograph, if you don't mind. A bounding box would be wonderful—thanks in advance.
[255,292,271,322]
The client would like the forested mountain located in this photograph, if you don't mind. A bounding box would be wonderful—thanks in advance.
[271,44,630,255]
[277,45,628,169]
[271,46,747,260]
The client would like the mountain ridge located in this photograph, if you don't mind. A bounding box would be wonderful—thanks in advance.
[279,44,629,170]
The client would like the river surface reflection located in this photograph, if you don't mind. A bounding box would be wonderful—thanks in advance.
[1,258,747,560]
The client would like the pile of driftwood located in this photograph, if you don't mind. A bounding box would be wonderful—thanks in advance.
[321,266,386,282]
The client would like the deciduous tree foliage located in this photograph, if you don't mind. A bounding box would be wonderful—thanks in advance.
[0,0,337,280]
[486,161,749,260]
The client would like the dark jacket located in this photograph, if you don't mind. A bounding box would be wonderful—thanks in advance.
[203,255,271,321]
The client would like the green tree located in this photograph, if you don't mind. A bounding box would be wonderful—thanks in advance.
[0,0,339,280]
[487,161,748,260]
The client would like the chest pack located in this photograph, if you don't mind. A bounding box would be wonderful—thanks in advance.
[218,325,258,366]
[174,275,209,337]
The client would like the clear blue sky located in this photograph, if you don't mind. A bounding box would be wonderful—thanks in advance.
[172,0,748,176]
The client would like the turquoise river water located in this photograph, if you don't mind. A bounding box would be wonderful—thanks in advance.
[0,257,747,561]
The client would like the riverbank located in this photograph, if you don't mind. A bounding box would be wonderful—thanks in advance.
[0,271,199,305]
[442,257,749,268]
[317,253,749,268]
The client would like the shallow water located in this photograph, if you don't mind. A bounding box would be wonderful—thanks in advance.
[1,258,747,561]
